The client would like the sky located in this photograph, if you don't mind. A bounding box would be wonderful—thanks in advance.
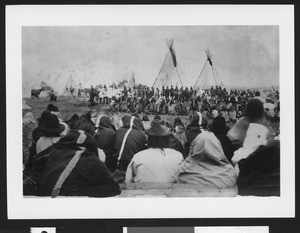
[22,26,279,96]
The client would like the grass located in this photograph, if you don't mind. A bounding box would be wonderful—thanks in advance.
[23,95,279,164]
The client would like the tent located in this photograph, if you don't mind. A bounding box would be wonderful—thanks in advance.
[152,38,184,90]
[128,72,136,89]
[63,74,77,96]
[194,49,224,90]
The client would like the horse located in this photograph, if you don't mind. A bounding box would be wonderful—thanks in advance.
[31,88,44,98]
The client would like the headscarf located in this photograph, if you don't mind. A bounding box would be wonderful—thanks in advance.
[178,131,237,188]
[95,115,116,133]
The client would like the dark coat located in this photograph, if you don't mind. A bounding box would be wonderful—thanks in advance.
[115,116,146,171]
[94,116,117,171]
[210,116,235,163]
[237,140,280,196]
[168,135,186,158]
[38,130,120,197]
[185,114,202,155]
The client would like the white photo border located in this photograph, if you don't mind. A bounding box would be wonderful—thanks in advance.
[6,5,295,219]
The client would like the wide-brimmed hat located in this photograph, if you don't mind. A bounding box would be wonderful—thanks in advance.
[39,114,65,135]
[148,120,172,136]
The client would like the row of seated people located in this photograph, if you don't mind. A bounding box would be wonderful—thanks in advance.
[23,99,280,197]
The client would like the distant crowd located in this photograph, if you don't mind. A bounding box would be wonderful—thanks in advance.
[87,85,280,123]
[23,88,280,197]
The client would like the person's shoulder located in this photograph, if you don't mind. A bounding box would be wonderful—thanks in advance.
[132,148,152,159]
[164,148,183,157]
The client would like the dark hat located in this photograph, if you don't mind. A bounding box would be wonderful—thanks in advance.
[47,104,55,111]
[153,114,161,120]
[39,114,65,135]
[148,120,172,136]
[38,110,51,126]
[142,115,149,121]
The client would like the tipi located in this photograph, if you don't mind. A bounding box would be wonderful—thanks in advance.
[152,38,184,89]
[194,49,224,90]
[128,72,136,89]
[63,74,77,95]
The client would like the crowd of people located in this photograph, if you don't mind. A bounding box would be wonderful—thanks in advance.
[23,88,280,197]
[88,85,280,124]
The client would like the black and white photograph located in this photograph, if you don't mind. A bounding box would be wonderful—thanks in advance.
[6,5,294,219]
[21,25,280,198]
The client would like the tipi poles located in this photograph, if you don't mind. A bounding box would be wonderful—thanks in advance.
[210,64,218,86]
[175,67,183,86]
[152,54,168,88]
[194,60,208,89]
[212,66,224,86]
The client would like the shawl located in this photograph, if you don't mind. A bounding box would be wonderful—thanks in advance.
[177,131,237,189]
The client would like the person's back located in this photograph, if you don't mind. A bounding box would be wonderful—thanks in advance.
[94,115,117,171]
[115,116,146,171]
[39,120,120,197]
[177,131,237,189]
[237,139,280,196]
[126,148,183,183]
[125,120,184,183]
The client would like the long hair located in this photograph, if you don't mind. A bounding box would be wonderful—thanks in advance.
[147,135,169,150]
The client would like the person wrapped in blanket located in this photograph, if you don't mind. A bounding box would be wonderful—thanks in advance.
[94,115,117,172]
[177,130,237,189]
[24,116,121,197]
[114,115,147,171]
[227,98,279,196]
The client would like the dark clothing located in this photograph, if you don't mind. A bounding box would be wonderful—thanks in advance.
[115,116,147,171]
[210,116,235,163]
[94,116,117,171]
[237,140,280,196]
[23,145,53,195]
[168,135,186,158]
[25,127,45,172]
[185,114,202,155]
[37,130,120,197]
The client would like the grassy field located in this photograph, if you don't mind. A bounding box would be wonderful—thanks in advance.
[23,95,279,164]
[23,95,192,125]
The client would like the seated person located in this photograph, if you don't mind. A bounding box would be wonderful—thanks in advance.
[38,118,121,197]
[94,115,117,171]
[36,113,65,154]
[230,99,275,174]
[209,115,235,164]
[115,115,147,171]
[237,139,280,196]
[177,131,237,189]
[125,120,184,183]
